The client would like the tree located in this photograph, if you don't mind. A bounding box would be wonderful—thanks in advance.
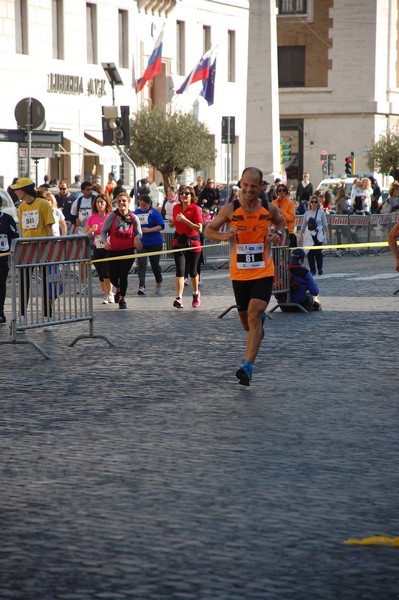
[367,128,399,181]
[126,106,216,189]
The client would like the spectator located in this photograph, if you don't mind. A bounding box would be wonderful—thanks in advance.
[381,181,399,214]
[85,194,113,304]
[226,185,240,205]
[169,185,203,309]
[112,179,126,201]
[7,178,20,207]
[278,248,321,312]
[272,183,297,247]
[70,175,81,190]
[104,172,117,197]
[334,187,351,245]
[259,180,269,203]
[161,186,179,222]
[369,177,381,213]
[299,195,329,276]
[55,180,76,224]
[100,192,142,310]
[137,178,151,198]
[296,172,313,208]
[322,191,332,214]
[267,178,279,202]
[198,178,221,211]
[134,194,165,296]
[42,191,67,236]
[0,194,19,324]
[194,176,205,197]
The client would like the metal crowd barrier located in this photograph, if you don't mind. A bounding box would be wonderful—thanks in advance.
[218,245,296,318]
[1,235,115,359]
[295,212,399,256]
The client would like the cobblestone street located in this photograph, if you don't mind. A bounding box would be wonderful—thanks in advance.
[1,252,398,599]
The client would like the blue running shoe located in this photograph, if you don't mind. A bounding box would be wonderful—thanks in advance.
[236,361,253,386]
[261,311,266,340]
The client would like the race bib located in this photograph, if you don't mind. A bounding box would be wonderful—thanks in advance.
[22,210,39,230]
[137,213,149,226]
[95,235,105,249]
[78,208,91,223]
[236,243,265,269]
[0,234,9,252]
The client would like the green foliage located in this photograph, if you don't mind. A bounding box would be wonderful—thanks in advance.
[367,128,399,181]
[126,106,216,187]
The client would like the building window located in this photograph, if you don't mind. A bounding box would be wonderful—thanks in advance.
[277,0,307,14]
[86,3,97,64]
[52,0,64,60]
[203,25,211,53]
[176,21,185,76]
[118,9,129,69]
[228,30,236,82]
[278,46,305,87]
[15,0,28,55]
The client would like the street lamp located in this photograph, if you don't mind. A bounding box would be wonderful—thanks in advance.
[101,62,123,106]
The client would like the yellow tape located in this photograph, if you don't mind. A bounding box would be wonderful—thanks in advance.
[1,240,390,264]
[344,536,399,546]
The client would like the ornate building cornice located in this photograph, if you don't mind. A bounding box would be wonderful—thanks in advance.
[137,0,176,17]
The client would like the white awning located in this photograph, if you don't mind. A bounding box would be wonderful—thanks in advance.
[65,133,121,166]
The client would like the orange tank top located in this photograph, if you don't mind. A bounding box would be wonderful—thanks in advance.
[229,203,274,281]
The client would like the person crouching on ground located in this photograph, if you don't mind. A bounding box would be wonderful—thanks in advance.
[278,248,322,312]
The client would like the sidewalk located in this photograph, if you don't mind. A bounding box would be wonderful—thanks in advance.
[0,252,398,599]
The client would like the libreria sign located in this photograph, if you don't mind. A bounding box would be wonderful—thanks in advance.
[47,73,106,97]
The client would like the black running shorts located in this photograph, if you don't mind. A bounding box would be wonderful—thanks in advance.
[232,276,274,311]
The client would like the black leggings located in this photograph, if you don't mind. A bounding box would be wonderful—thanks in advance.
[0,258,8,314]
[92,247,109,282]
[174,249,201,278]
[107,248,135,297]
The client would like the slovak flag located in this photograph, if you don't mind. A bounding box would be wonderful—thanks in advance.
[176,51,212,95]
[200,57,216,106]
[136,29,164,93]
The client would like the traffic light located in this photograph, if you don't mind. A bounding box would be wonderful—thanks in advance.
[101,105,130,146]
[345,156,352,176]
[281,142,292,164]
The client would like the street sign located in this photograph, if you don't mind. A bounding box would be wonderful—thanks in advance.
[0,129,63,144]
[14,98,45,130]
[19,147,54,159]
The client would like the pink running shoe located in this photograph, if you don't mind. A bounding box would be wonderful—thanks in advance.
[192,292,201,308]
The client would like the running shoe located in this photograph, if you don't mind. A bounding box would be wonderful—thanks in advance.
[102,293,108,304]
[138,286,146,296]
[235,361,253,386]
[173,296,183,308]
[0,314,6,324]
[184,278,189,286]
[155,283,162,295]
[107,292,114,303]
[114,290,121,303]
[192,291,201,308]
[119,300,127,309]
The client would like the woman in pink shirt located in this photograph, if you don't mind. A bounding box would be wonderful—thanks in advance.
[85,194,113,303]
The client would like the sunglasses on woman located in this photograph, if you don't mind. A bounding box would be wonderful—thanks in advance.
[179,192,191,196]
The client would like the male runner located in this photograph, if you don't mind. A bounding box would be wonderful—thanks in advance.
[205,167,285,386]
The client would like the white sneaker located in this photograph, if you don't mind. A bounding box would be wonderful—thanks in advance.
[155,284,162,295]
[198,278,203,287]
[102,293,108,304]
[184,278,189,286]
[78,285,88,296]
[107,292,114,303]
